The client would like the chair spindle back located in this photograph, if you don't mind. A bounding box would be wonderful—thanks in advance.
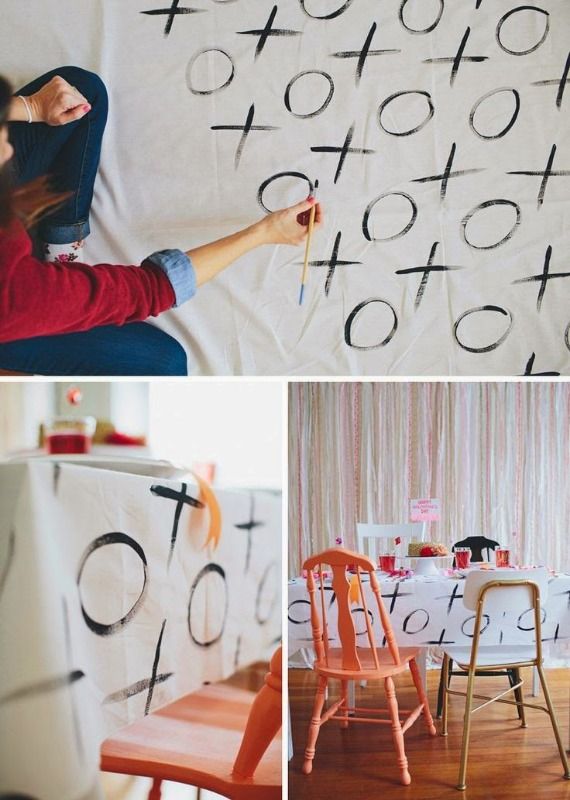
[303,547,401,671]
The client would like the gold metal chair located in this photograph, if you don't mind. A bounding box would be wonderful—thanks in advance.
[440,568,569,790]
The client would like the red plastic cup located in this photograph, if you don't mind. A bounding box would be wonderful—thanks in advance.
[455,548,471,569]
[495,548,510,567]
[45,416,95,455]
[46,433,91,454]
[379,554,396,572]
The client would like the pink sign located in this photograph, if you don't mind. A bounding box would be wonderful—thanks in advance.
[410,498,440,522]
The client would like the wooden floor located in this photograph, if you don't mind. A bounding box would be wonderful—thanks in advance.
[289,667,570,799]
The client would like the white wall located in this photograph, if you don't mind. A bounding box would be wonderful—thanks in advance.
[0,383,54,454]
[1,382,283,492]
[149,381,282,489]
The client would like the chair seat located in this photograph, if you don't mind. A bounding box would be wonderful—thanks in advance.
[441,645,538,669]
[315,646,419,679]
[101,683,281,800]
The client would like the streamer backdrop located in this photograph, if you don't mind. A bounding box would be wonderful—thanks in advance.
[288,382,570,576]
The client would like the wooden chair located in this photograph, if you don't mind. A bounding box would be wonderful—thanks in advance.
[452,535,500,564]
[354,526,426,695]
[356,522,425,563]
[101,648,282,800]
[436,534,512,718]
[301,547,436,785]
[439,569,569,790]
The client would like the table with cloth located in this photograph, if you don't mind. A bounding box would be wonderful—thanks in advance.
[288,570,570,743]
[289,572,570,654]
[0,462,281,800]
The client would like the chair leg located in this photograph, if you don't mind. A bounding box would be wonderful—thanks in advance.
[536,664,570,779]
[385,675,411,786]
[448,658,454,687]
[512,668,526,727]
[441,653,450,737]
[507,669,519,720]
[409,658,436,735]
[340,680,349,728]
[148,778,162,800]
[457,667,476,791]
[435,656,453,718]
[436,665,445,719]
[302,674,328,775]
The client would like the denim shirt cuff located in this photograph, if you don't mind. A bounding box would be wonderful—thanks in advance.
[145,249,197,307]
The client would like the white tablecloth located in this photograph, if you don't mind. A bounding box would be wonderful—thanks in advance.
[2,1,569,375]
[288,572,570,655]
[0,462,281,800]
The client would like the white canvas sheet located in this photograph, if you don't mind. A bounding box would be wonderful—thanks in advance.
[1,0,569,374]
[0,462,281,800]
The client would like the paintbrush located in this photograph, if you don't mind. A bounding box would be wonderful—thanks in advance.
[298,179,319,306]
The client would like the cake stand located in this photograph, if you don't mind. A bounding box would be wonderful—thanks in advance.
[404,555,453,576]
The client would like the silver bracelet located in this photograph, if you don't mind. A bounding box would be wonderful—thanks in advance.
[18,95,33,123]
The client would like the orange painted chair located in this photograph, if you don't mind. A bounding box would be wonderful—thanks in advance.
[301,547,436,785]
[100,647,282,800]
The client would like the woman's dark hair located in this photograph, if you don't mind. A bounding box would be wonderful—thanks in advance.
[0,75,70,229]
[0,75,14,227]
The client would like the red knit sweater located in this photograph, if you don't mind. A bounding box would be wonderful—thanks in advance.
[0,218,176,342]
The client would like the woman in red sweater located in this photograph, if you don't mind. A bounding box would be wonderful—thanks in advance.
[0,68,322,375]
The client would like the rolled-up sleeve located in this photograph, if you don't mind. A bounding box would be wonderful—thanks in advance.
[145,249,197,307]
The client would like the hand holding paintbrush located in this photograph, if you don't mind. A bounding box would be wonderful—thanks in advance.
[256,191,323,247]
[297,180,321,305]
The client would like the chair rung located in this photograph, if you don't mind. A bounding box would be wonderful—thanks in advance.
[346,706,391,714]
[343,705,421,715]
[332,715,394,725]
[450,669,521,677]
[450,661,536,672]
[401,704,423,734]
[320,698,345,725]
[446,687,549,714]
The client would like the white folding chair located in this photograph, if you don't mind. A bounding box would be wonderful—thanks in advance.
[356,522,426,564]
[440,568,569,790]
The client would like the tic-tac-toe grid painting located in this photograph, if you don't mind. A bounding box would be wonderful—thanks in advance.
[2,1,569,375]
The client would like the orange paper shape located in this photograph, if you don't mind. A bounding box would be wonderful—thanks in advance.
[349,573,360,605]
[189,470,222,551]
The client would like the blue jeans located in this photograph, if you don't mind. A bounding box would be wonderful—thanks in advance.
[1,67,188,376]
[9,65,108,243]
[0,323,188,376]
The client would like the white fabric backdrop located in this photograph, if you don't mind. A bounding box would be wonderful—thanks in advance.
[2,0,569,375]
[288,381,570,576]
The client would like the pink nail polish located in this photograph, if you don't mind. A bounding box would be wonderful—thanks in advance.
[307,196,314,202]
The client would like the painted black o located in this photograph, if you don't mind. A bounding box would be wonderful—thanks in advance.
[77,532,148,636]
[188,563,228,647]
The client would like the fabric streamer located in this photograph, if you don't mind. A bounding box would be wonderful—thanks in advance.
[288,383,570,576]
